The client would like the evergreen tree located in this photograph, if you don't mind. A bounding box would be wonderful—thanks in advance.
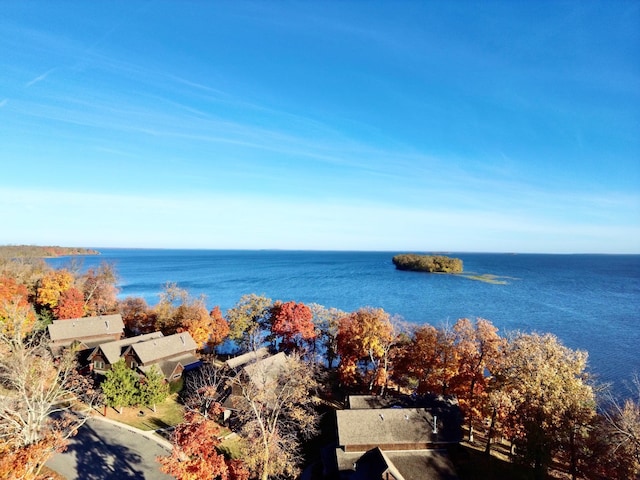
[140,365,169,412]
[101,359,139,413]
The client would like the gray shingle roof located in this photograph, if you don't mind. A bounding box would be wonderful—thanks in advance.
[88,332,164,364]
[225,347,270,370]
[242,351,288,388]
[336,448,459,480]
[48,314,124,342]
[139,353,200,380]
[129,332,197,364]
[337,408,438,448]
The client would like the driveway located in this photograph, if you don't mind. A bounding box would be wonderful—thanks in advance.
[46,417,174,480]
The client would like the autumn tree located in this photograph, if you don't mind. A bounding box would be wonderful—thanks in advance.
[182,363,228,418]
[53,287,85,319]
[208,306,230,351]
[308,303,345,368]
[0,322,90,479]
[497,332,595,480]
[269,300,315,353]
[101,359,140,413]
[158,408,249,480]
[226,293,272,352]
[450,318,505,442]
[394,323,439,394]
[119,296,157,335]
[336,307,394,392]
[591,376,640,479]
[228,353,319,480]
[81,263,118,316]
[0,276,36,341]
[36,269,74,312]
[0,254,49,299]
[154,283,214,347]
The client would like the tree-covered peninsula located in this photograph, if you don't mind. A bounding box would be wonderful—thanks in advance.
[392,253,463,273]
[0,245,100,258]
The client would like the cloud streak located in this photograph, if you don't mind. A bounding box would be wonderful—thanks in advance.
[25,68,55,87]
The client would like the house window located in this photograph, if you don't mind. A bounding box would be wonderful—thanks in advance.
[172,374,181,380]
[94,361,105,370]
[131,361,138,369]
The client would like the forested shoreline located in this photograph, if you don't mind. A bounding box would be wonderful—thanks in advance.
[0,245,100,258]
[1,253,638,480]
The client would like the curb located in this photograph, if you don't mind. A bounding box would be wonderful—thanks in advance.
[89,413,174,450]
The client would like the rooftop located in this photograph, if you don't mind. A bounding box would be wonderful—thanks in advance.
[48,314,124,342]
[129,332,197,364]
[88,331,164,364]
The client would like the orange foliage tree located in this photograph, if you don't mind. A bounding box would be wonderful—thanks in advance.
[336,307,394,391]
[158,408,248,480]
[54,287,85,319]
[269,300,315,353]
[208,306,230,350]
[449,318,505,442]
[119,296,157,335]
[0,276,36,340]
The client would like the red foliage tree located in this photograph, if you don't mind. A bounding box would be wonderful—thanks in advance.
[208,306,230,350]
[158,409,248,480]
[269,301,315,352]
[54,287,85,319]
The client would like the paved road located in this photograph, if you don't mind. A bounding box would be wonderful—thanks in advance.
[46,417,174,480]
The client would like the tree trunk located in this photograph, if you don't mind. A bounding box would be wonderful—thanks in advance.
[569,427,577,480]
[261,444,270,480]
[485,408,496,455]
[467,377,477,442]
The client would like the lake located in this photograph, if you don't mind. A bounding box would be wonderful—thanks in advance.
[47,249,640,397]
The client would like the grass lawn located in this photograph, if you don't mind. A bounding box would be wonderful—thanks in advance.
[98,393,185,431]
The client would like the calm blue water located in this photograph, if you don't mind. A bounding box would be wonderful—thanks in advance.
[47,250,640,396]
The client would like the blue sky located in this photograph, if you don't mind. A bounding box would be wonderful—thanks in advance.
[1,1,638,253]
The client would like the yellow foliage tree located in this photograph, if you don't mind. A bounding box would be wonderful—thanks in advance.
[36,269,74,310]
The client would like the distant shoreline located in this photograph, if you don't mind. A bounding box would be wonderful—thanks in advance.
[0,245,100,258]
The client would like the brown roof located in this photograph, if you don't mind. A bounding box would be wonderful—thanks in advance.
[48,314,124,342]
[139,353,200,380]
[242,351,288,388]
[129,332,197,364]
[224,347,270,370]
[87,332,164,365]
[337,408,443,449]
[336,448,458,480]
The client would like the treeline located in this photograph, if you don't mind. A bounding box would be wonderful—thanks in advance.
[0,244,100,258]
[1,258,639,480]
[392,253,463,273]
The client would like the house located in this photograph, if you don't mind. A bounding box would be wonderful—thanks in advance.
[87,331,164,373]
[329,395,461,480]
[222,350,289,421]
[242,351,288,389]
[223,347,270,372]
[47,314,125,355]
[127,332,201,381]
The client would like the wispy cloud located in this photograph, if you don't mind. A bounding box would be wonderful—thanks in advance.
[25,68,55,87]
